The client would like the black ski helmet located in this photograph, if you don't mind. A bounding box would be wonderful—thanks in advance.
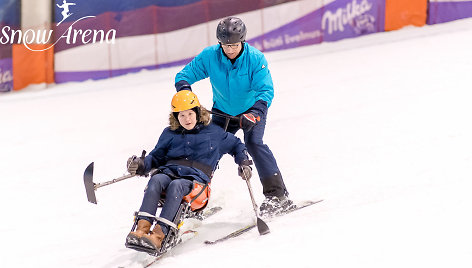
[216,17,247,44]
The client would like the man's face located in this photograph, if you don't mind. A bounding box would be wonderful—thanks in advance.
[221,42,242,59]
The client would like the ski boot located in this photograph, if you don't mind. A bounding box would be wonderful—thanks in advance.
[259,194,296,218]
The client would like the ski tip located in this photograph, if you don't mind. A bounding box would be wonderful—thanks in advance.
[257,217,270,235]
[298,199,324,207]
[84,162,97,204]
[85,162,94,173]
[259,228,270,236]
[212,206,223,212]
[204,240,215,245]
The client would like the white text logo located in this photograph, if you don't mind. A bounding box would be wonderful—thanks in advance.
[322,0,373,34]
[0,1,116,51]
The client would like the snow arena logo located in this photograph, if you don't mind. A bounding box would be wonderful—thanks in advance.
[0,0,116,52]
[322,0,374,35]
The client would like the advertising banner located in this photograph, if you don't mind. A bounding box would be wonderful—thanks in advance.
[384,0,427,31]
[249,0,385,52]
[53,0,297,82]
[53,0,385,83]
[428,0,472,24]
[0,57,13,92]
[0,0,20,92]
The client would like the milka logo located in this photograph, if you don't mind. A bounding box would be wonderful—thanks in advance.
[0,0,116,52]
[0,66,13,92]
[322,0,373,34]
[0,68,13,84]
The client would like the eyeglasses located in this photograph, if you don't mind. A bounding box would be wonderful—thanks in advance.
[221,43,240,49]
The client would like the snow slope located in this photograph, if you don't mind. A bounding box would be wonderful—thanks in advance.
[1,18,472,268]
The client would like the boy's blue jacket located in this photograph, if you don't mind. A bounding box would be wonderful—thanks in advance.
[143,123,248,184]
[175,42,274,116]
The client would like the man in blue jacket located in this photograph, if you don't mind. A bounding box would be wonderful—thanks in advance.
[174,17,293,217]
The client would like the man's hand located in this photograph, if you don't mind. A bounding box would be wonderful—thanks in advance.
[175,80,192,92]
[239,113,260,131]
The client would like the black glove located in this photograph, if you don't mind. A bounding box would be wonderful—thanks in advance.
[127,150,146,176]
[238,159,253,180]
[175,80,192,92]
[239,113,260,131]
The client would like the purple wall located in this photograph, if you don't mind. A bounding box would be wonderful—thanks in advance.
[428,1,472,24]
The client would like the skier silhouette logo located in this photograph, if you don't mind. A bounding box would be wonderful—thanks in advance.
[56,0,76,26]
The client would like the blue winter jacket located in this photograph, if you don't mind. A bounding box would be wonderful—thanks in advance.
[143,123,248,184]
[175,42,274,116]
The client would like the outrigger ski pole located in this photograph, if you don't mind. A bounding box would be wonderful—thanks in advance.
[242,167,270,235]
[83,150,145,204]
[212,111,269,235]
[83,162,135,204]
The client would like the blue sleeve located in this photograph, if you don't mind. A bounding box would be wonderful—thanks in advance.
[251,53,274,107]
[144,128,173,172]
[175,48,211,89]
[247,99,268,118]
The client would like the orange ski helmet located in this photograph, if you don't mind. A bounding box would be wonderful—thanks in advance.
[171,90,201,112]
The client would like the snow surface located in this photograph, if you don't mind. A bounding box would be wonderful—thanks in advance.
[1,18,472,268]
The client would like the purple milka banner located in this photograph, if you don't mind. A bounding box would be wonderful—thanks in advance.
[428,1,472,24]
[249,0,385,52]
[0,58,13,92]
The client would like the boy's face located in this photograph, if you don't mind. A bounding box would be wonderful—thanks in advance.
[178,109,197,130]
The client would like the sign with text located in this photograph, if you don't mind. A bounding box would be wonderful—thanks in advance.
[249,0,385,52]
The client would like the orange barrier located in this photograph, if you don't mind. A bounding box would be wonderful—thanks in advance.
[12,44,54,90]
[385,0,428,31]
